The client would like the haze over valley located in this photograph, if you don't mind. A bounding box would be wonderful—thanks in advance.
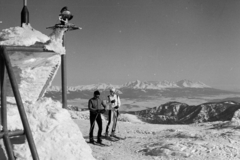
[45,79,240,112]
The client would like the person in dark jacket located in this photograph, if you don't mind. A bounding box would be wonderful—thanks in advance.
[88,90,106,144]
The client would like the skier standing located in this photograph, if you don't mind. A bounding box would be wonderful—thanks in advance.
[105,88,121,137]
[88,90,106,144]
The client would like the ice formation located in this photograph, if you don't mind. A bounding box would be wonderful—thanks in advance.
[0,24,95,160]
[4,51,61,104]
[0,23,66,55]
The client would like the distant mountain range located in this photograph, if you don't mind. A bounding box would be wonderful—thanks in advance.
[47,79,211,92]
[44,80,240,101]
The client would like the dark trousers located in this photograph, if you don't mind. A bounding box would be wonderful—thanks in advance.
[89,112,102,141]
[105,109,119,134]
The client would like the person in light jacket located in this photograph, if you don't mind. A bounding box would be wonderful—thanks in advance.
[105,88,121,137]
[88,90,106,144]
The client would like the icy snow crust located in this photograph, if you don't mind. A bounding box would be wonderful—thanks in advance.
[0,25,95,159]
[5,51,61,104]
[0,24,49,46]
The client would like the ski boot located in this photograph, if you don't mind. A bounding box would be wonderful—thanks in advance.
[89,138,95,144]
[105,131,109,137]
[110,131,116,137]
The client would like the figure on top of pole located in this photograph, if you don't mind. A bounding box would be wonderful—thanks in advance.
[59,6,73,25]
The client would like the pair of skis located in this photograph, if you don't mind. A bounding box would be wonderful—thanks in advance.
[87,141,110,147]
[87,135,126,147]
[103,135,126,142]
[108,135,126,140]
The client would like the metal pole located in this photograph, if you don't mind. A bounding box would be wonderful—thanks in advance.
[61,34,67,109]
[23,0,27,6]
[4,45,53,52]
[2,48,39,160]
[0,55,15,160]
[0,130,24,138]
[0,54,2,126]
[21,0,29,26]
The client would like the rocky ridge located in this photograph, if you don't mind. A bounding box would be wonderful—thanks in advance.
[136,101,240,124]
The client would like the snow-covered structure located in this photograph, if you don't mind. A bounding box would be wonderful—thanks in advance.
[0,24,65,104]
[0,24,95,160]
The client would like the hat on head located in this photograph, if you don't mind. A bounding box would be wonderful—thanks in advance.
[110,88,116,92]
[94,90,100,96]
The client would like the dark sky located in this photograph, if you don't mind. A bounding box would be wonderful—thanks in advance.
[1,0,240,90]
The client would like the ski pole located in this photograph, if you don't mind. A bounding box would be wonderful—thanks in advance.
[116,110,126,139]
[115,111,119,133]
[113,110,119,133]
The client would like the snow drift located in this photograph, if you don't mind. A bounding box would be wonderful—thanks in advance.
[5,98,95,160]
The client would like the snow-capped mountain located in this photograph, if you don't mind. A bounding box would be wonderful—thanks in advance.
[176,79,210,88]
[47,79,211,92]
[47,83,121,92]
[122,79,210,89]
[45,79,239,101]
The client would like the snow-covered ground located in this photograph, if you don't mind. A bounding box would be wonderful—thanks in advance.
[74,111,240,160]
